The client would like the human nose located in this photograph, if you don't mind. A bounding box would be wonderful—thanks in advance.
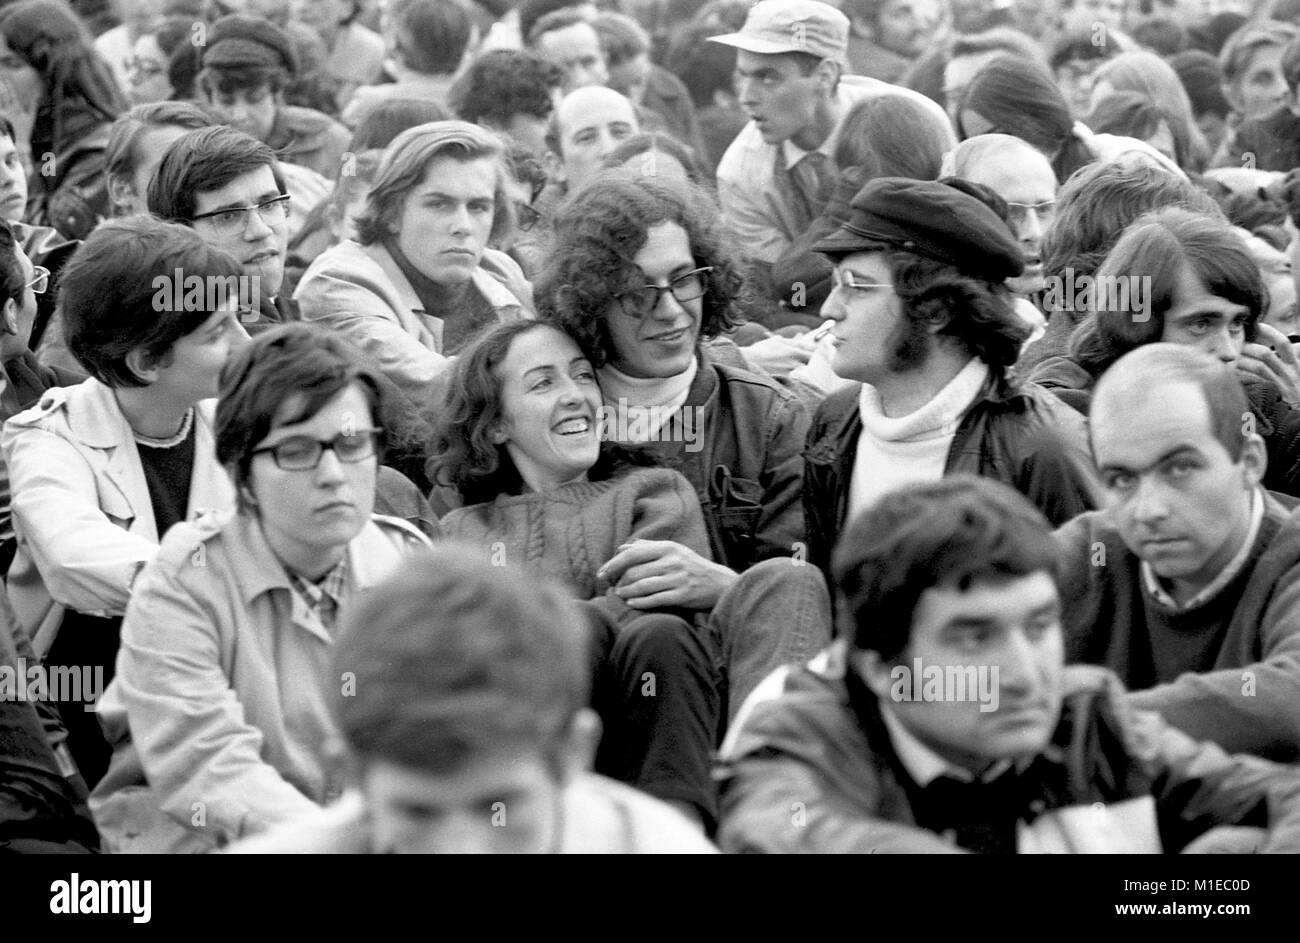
[1018,208,1044,245]
[735,74,758,108]
[1130,474,1170,525]
[447,202,472,234]
[997,627,1043,696]
[243,206,276,239]
[314,444,347,484]
[1202,326,1239,363]
[821,284,847,322]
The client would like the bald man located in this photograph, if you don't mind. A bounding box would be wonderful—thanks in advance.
[946,133,1057,297]
[544,85,640,192]
[1054,343,1300,762]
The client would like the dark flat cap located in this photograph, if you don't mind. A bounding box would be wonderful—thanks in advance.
[814,177,1024,281]
[203,14,298,76]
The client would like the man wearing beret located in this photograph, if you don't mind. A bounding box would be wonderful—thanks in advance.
[802,177,1102,578]
[198,14,351,180]
[717,474,1300,854]
[708,0,953,317]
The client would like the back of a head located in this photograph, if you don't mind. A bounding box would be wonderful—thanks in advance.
[394,0,473,77]
[348,98,452,154]
[833,95,950,180]
[593,10,650,68]
[332,546,591,774]
[105,101,214,184]
[945,132,1053,183]
[1132,16,1188,57]
[1042,159,1224,281]
[1168,49,1231,119]
[831,475,1058,660]
[450,49,564,126]
[960,56,1072,155]
[950,26,1046,68]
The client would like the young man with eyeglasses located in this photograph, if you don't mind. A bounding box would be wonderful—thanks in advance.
[91,324,431,852]
[148,125,301,333]
[803,177,1101,579]
[538,172,833,718]
[1,217,250,786]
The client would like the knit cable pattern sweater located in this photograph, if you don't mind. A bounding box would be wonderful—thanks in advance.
[439,467,713,600]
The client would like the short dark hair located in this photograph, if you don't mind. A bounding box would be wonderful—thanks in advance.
[832,475,1058,661]
[147,125,285,222]
[593,11,650,68]
[536,172,744,368]
[198,64,289,98]
[215,322,387,510]
[1091,343,1252,463]
[1070,208,1264,386]
[1049,29,1119,71]
[347,98,453,153]
[0,218,24,306]
[62,216,244,388]
[105,101,214,189]
[520,0,589,48]
[1042,159,1224,283]
[332,544,591,774]
[394,0,473,76]
[1131,17,1187,57]
[1167,49,1232,120]
[527,6,593,48]
[452,49,564,126]
[664,20,738,109]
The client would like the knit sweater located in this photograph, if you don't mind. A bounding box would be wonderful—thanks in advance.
[1054,491,1300,762]
[439,467,712,600]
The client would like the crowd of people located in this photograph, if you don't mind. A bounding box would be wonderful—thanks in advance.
[5,0,1300,855]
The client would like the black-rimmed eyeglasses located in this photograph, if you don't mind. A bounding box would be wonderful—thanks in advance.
[614,266,714,319]
[191,194,292,236]
[252,429,384,471]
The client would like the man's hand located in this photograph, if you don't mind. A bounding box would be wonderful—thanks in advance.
[597,539,740,611]
[1240,322,1300,407]
[740,334,813,378]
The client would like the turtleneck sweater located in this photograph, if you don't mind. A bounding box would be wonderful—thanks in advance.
[597,357,699,442]
[848,359,989,519]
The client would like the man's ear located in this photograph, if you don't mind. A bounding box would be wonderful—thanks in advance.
[1,297,18,336]
[560,707,601,779]
[1241,431,1268,489]
[815,58,840,94]
[106,173,136,215]
[124,347,160,385]
[849,647,897,702]
[544,147,567,186]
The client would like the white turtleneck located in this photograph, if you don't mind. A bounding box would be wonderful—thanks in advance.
[848,359,990,520]
[597,358,699,442]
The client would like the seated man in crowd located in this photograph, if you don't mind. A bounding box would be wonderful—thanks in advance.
[803,177,1099,578]
[718,474,1300,854]
[232,546,716,853]
[148,125,301,330]
[2,217,248,784]
[295,120,532,404]
[451,48,565,159]
[1058,343,1300,762]
[197,13,350,180]
[708,0,952,316]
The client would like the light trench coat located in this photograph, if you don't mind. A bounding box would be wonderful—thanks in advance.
[1,378,234,657]
[90,508,431,853]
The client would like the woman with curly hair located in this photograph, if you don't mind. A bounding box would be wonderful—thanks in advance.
[0,0,127,239]
[428,318,721,828]
[535,171,831,720]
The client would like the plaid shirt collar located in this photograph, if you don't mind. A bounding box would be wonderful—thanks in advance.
[286,553,351,628]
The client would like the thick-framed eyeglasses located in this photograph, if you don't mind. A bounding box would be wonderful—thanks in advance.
[830,268,893,293]
[1005,200,1056,226]
[26,265,50,294]
[191,194,292,236]
[515,200,542,232]
[253,429,384,471]
[614,266,714,319]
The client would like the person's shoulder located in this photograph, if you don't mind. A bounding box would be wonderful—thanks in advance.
[5,376,102,433]
[149,509,236,579]
[563,774,718,854]
[708,356,796,400]
[364,513,434,552]
[226,792,371,854]
[299,239,381,279]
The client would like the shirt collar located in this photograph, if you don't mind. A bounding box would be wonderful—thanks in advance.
[878,702,1011,786]
[779,85,851,169]
[1141,488,1264,610]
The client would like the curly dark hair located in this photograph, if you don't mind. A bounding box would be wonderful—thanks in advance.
[535,172,744,368]
[451,49,564,126]
[426,320,659,505]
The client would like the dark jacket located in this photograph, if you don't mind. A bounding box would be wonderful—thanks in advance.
[627,353,811,573]
[770,167,864,328]
[1226,105,1300,173]
[640,65,708,175]
[1029,354,1300,496]
[717,643,1300,853]
[803,372,1100,576]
